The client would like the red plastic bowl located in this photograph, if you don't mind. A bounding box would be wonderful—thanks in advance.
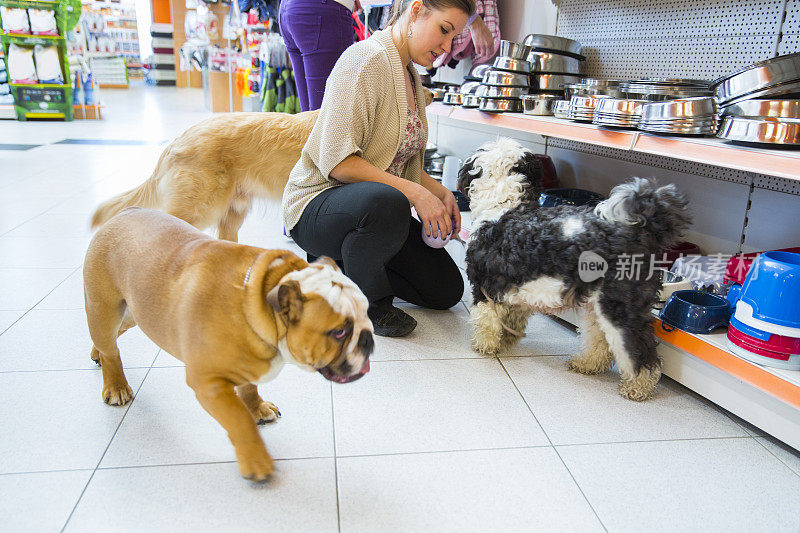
[724,247,800,285]
[727,324,800,359]
[659,241,701,269]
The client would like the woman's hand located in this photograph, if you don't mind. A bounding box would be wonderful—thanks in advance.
[410,185,451,238]
[440,189,461,236]
[469,16,494,61]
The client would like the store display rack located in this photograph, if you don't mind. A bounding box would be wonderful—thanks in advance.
[429,103,800,449]
[77,0,140,86]
[0,49,13,118]
[0,0,81,120]
[429,103,800,182]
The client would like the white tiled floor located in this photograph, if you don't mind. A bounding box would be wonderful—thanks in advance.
[2,84,800,532]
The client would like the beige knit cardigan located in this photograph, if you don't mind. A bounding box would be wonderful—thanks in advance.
[281,29,428,230]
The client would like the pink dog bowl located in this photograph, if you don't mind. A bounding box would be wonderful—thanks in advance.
[727,321,800,370]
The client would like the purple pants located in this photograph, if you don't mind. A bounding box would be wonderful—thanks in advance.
[279,0,356,112]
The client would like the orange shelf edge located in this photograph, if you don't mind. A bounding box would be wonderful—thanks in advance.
[634,134,800,182]
[653,318,800,410]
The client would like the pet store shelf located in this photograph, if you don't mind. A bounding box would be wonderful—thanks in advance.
[652,317,800,449]
[429,103,800,182]
[0,32,64,44]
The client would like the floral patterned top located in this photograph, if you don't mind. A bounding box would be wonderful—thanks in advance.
[386,105,425,177]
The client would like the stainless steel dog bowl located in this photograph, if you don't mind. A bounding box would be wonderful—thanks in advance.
[493,56,532,73]
[425,159,445,173]
[430,88,446,101]
[479,97,523,113]
[722,99,800,119]
[632,77,711,87]
[522,94,561,115]
[476,85,527,98]
[442,92,464,105]
[713,53,800,105]
[565,80,626,99]
[468,64,494,81]
[527,50,583,74]
[459,81,483,94]
[530,73,581,92]
[523,34,582,56]
[482,70,530,87]
[499,39,532,61]
[595,97,648,116]
[717,116,800,145]
[591,98,647,128]
[553,100,571,119]
[569,95,610,122]
[622,82,713,101]
[462,94,481,108]
[640,97,718,122]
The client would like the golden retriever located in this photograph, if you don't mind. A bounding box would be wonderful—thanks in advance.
[91,110,319,241]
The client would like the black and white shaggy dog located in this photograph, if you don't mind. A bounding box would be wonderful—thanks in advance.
[458,138,691,401]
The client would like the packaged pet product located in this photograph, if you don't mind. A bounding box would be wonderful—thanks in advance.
[0,6,31,34]
[33,44,63,84]
[28,8,58,36]
[8,43,37,85]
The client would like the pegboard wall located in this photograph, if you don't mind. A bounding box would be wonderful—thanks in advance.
[547,138,800,195]
[547,0,800,198]
[781,0,800,55]
[554,0,798,80]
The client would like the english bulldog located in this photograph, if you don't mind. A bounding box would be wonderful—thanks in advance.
[84,207,373,481]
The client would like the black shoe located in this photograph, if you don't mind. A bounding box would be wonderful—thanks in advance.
[369,306,417,337]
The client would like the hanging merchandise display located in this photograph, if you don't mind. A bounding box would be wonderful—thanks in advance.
[257,31,298,113]
[73,0,142,84]
[0,0,81,120]
[237,0,277,23]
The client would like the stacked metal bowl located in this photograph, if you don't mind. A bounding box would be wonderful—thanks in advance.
[714,53,800,107]
[638,97,719,135]
[621,78,713,101]
[567,95,610,122]
[476,40,531,113]
[718,100,800,146]
[565,78,626,99]
[592,98,648,128]
[524,34,584,95]
[713,53,800,147]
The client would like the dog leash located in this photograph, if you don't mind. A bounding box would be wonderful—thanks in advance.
[479,287,526,338]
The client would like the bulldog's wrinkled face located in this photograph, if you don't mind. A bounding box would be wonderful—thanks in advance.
[267,258,373,383]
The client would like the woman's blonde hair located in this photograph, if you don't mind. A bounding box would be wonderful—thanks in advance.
[386,0,476,27]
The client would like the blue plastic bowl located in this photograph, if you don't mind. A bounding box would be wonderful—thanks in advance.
[538,188,605,207]
[728,251,800,330]
[659,290,732,334]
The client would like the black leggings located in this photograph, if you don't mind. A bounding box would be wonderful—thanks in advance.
[289,182,464,312]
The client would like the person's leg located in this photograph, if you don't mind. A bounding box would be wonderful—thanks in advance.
[385,217,465,310]
[290,182,411,306]
[297,1,354,110]
[290,183,419,337]
[278,2,311,111]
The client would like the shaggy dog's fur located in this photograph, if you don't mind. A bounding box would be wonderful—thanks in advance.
[458,138,691,400]
[90,110,320,241]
